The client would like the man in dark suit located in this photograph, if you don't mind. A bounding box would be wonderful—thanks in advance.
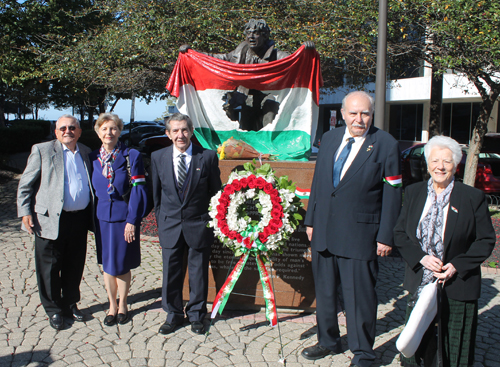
[302,91,402,366]
[17,115,93,330]
[151,113,221,335]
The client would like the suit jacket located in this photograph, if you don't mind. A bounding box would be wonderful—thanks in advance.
[393,181,495,301]
[151,144,221,250]
[17,140,93,240]
[89,147,148,225]
[305,125,402,261]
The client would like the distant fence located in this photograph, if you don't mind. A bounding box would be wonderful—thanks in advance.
[487,195,500,210]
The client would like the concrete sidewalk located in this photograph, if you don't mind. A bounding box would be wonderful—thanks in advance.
[1,174,500,367]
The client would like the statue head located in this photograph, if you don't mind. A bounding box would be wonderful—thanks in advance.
[244,19,270,50]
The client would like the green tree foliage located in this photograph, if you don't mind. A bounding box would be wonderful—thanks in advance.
[390,0,500,186]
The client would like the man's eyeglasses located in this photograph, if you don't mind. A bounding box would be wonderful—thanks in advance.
[58,125,77,132]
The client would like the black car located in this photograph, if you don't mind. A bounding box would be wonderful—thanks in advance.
[119,125,166,147]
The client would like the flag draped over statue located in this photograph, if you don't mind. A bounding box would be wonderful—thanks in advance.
[166,46,323,161]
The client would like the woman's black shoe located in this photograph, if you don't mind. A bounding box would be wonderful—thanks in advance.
[104,313,117,326]
[117,312,130,324]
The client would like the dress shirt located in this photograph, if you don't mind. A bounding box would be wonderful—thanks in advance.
[172,143,193,181]
[334,128,369,181]
[62,143,91,211]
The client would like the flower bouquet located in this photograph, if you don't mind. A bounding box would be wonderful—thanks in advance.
[208,161,303,326]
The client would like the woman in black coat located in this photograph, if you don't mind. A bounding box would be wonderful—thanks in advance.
[394,135,495,367]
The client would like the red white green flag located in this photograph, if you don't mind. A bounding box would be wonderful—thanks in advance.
[166,46,323,161]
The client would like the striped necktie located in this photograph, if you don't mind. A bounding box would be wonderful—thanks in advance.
[177,154,187,188]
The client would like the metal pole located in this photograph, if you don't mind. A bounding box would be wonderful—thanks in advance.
[374,0,388,130]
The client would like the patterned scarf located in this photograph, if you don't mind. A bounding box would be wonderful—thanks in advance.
[98,144,121,195]
[411,177,454,305]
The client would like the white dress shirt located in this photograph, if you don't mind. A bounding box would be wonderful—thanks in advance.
[172,143,193,182]
[62,143,90,211]
[334,128,369,181]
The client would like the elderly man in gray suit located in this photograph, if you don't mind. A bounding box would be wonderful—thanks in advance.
[17,115,93,330]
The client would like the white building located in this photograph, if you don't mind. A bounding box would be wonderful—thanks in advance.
[318,68,499,151]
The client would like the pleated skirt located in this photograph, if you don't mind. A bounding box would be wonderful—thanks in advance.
[400,294,478,367]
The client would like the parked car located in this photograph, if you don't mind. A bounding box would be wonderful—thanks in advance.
[138,134,201,156]
[119,125,166,147]
[401,136,500,194]
[122,121,163,131]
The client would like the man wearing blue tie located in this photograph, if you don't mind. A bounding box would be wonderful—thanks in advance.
[302,91,402,366]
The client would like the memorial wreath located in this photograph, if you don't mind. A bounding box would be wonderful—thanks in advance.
[208,161,303,326]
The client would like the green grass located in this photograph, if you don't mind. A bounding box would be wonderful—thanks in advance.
[490,209,500,219]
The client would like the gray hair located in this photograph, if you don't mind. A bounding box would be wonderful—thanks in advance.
[244,19,270,39]
[164,113,193,132]
[94,113,124,133]
[341,91,375,113]
[424,135,462,168]
[56,114,80,128]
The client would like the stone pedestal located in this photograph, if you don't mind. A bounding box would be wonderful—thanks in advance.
[183,160,317,311]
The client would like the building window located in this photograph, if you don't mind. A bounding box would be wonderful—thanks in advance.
[441,102,481,144]
[389,104,423,141]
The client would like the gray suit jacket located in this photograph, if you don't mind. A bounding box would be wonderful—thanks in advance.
[17,140,93,240]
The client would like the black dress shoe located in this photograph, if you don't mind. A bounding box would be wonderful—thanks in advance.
[117,312,130,325]
[301,343,335,360]
[159,319,182,335]
[103,313,117,326]
[69,305,86,322]
[190,321,205,335]
[49,313,64,330]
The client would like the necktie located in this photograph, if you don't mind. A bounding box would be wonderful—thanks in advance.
[333,137,355,188]
[177,154,187,188]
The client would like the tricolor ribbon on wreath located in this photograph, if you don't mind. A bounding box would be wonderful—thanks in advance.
[208,162,304,327]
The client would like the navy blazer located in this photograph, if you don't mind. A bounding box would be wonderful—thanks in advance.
[305,125,402,261]
[90,147,148,226]
[394,181,495,301]
[151,144,221,250]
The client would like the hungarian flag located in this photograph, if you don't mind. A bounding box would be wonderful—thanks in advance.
[166,46,323,161]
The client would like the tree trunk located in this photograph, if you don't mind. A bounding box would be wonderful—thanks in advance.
[428,66,443,138]
[463,91,498,186]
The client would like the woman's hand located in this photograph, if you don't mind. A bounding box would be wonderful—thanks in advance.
[433,263,457,283]
[124,223,136,243]
[420,255,443,272]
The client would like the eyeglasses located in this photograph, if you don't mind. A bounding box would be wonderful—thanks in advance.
[58,125,77,132]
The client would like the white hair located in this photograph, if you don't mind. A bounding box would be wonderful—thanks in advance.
[341,91,375,113]
[424,135,462,168]
[56,114,80,128]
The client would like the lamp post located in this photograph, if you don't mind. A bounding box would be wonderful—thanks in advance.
[374,0,388,130]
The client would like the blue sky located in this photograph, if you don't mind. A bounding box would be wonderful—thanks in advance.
[36,98,168,123]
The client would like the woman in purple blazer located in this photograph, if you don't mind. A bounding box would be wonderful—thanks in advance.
[90,113,148,326]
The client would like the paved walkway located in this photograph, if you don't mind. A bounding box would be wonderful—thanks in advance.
[1,173,500,367]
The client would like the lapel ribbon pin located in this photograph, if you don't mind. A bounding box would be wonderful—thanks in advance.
[366,145,374,152]
[451,206,458,213]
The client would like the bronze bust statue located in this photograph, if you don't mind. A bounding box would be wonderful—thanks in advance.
[180,19,315,131]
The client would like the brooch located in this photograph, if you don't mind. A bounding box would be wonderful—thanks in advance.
[366,145,374,152]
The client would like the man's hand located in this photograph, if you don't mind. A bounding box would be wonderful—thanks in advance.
[303,41,315,50]
[306,226,313,242]
[420,255,443,272]
[179,44,191,53]
[124,223,136,244]
[377,242,392,257]
[22,215,34,234]
[433,263,457,283]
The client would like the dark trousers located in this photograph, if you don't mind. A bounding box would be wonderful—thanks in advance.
[161,232,211,323]
[312,249,379,367]
[35,208,89,317]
